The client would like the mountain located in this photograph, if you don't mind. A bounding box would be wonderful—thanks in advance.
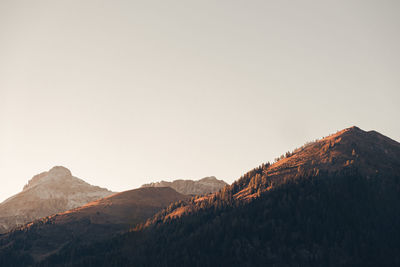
[141,176,228,195]
[231,125,400,200]
[0,187,188,264]
[0,166,113,233]
[37,126,400,267]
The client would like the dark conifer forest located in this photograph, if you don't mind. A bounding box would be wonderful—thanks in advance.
[39,168,400,267]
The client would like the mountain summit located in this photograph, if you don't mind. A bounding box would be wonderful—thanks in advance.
[269,126,400,176]
[22,166,73,191]
[0,166,113,233]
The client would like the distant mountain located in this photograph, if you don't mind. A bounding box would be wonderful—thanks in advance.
[141,176,227,195]
[0,187,188,264]
[37,126,400,267]
[0,166,113,233]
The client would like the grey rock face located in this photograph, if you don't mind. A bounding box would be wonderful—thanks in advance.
[0,166,113,233]
[141,176,228,195]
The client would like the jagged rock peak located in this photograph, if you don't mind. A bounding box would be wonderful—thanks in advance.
[0,166,114,233]
[23,166,72,191]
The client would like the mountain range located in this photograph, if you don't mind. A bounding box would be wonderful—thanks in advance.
[1,126,400,266]
[0,167,225,234]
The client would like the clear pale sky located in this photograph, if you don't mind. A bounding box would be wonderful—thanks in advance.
[0,0,399,202]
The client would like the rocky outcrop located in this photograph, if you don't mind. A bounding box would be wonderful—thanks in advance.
[0,166,113,233]
[141,176,228,195]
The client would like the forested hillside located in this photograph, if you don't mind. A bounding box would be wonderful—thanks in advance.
[39,127,400,266]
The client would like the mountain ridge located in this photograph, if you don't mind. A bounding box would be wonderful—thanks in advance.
[141,176,227,195]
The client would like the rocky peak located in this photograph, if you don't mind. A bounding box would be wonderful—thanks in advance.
[142,176,228,196]
[0,166,114,233]
[48,166,72,176]
[23,166,73,191]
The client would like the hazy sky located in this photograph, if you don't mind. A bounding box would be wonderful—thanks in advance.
[0,0,399,202]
